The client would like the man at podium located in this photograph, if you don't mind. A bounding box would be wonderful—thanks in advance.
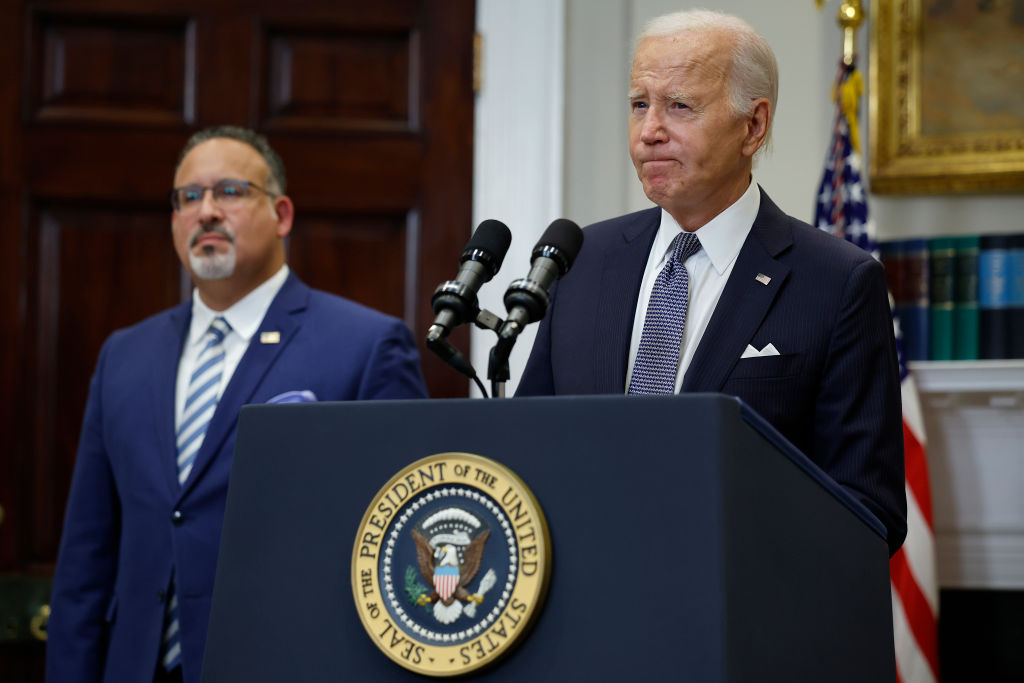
[46,126,428,683]
[517,10,906,557]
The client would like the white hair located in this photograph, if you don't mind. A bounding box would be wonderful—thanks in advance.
[636,9,778,146]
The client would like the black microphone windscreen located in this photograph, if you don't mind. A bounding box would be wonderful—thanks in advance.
[463,219,513,272]
[535,218,584,269]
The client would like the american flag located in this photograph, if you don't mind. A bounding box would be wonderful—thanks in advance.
[814,61,939,683]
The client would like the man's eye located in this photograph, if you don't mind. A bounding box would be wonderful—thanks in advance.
[632,101,647,111]
[182,189,202,203]
[217,182,246,198]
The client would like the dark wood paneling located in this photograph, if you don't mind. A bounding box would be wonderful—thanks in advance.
[408,1,475,390]
[265,27,413,131]
[28,11,195,125]
[287,212,409,320]
[28,205,183,565]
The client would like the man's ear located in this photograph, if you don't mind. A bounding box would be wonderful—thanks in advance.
[273,196,295,239]
[742,99,771,157]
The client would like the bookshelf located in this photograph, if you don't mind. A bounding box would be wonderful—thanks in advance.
[910,360,1024,589]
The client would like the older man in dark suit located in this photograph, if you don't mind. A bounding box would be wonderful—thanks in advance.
[517,10,906,556]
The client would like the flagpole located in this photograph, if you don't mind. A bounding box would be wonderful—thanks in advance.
[837,1,864,65]
[815,0,864,65]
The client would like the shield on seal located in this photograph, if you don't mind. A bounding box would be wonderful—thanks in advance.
[433,565,460,601]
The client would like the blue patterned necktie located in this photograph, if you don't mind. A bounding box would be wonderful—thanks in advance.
[163,315,231,671]
[628,232,701,395]
[176,316,231,485]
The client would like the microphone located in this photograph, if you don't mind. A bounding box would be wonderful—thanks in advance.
[499,218,584,343]
[427,219,512,343]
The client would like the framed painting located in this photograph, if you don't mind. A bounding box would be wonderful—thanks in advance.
[869,0,1024,193]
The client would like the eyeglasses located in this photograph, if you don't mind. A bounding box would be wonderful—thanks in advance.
[169,179,277,212]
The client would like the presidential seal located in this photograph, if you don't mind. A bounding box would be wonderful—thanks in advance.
[352,453,551,677]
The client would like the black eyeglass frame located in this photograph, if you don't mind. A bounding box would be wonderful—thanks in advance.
[169,179,279,212]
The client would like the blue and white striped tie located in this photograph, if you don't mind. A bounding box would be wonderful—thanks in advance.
[176,316,231,485]
[628,232,701,395]
[163,315,231,671]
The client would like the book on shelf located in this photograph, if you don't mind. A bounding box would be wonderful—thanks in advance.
[979,235,1012,360]
[952,235,980,361]
[899,238,930,362]
[1009,234,1024,359]
[929,237,956,361]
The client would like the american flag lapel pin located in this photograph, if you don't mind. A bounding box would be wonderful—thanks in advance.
[755,273,772,286]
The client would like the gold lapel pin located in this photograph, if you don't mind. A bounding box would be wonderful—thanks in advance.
[260,331,281,344]
[755,273,772,286]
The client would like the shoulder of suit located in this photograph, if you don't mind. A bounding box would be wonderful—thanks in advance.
[788,218,877,264]
[104,300,189,342]
[575,207,660,250]
[303,287,411,331]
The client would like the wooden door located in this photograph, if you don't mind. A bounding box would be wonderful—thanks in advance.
[0,0,475,678]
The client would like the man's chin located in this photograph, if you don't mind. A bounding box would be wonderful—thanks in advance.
[189,254,236,281]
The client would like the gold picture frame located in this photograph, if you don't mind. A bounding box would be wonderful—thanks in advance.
[869,0,1024,194]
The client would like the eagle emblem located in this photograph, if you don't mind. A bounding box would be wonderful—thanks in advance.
[410,507,494,624]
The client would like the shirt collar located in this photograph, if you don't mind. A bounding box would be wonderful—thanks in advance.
[188,265,291,346]
[654,178,760,274]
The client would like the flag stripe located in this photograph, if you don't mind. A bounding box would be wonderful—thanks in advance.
[903,421,934,529]
[891,548,940,677]
[904,483,939,613]
[891,584,938,683]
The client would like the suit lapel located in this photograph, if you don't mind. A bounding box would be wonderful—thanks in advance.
[152,303,192,496]
[593,209,659,393]
[682,189,792,393]
[178,275,309,498]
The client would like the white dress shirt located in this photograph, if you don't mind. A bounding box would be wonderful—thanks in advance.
[174,265,290,432]
[625,180,760,393]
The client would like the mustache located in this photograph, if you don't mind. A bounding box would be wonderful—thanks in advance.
[189,223,235,248]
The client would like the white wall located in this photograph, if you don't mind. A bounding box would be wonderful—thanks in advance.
[471,0,564,397]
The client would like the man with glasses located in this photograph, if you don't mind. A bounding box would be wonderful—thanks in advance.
[46,126,428,683]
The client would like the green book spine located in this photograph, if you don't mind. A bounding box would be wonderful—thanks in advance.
[929,237,956,361]
[952,235,980,360]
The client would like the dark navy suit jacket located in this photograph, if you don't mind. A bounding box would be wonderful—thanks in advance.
[47,273,428,683]
[518,189,906,555]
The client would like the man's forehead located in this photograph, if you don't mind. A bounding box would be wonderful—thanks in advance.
[631,32,731,81]
[175,137,266,184]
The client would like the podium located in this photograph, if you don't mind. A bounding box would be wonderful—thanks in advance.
[203,394,895,682]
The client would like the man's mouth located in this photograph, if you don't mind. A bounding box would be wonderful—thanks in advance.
[190,225,234,250]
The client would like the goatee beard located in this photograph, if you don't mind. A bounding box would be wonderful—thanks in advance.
[188,224,236,280]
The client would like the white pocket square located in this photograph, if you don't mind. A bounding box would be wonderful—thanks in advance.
[740,343,780,359]
[267,390,318,404]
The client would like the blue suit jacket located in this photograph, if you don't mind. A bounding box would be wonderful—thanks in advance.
[518,189,906,555]
[47,273,428,683]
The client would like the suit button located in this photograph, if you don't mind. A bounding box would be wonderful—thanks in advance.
[171,510,184,524]
[157,589,165,602]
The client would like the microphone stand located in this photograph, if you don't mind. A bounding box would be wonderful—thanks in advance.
[427,307,511,398]
[473,309,512,398]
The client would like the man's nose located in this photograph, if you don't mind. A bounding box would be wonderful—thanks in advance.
[197,188,224,223]
[639,108,668,144]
